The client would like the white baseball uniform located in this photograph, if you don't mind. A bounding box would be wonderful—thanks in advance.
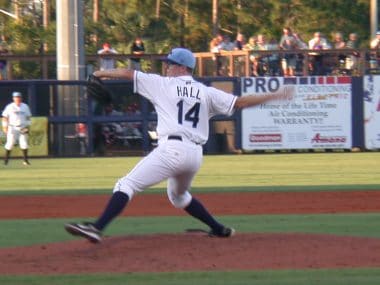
[113,71,237,208]
[2,102,31,150]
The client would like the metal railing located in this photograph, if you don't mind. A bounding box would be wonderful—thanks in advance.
[0,49,379,79]
[194,49,373,77]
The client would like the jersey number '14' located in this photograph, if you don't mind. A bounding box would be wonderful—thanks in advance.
[177,100,200,128]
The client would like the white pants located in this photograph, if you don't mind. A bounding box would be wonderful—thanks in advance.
[5,126,28,150]
[113,139,203,209]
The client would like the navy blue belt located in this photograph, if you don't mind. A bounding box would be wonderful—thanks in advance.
[168,135,201,145]
[168,135,182,141]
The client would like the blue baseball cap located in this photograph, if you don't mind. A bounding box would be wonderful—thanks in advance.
[166,48,196,69]
[12,91,22,97]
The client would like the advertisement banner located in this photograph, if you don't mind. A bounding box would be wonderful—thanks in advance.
[0,117,48,156]
[241,76,352,150]
[363,75,380,149]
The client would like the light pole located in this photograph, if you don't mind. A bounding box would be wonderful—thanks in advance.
[212,0,219,36]
[371,0,379,37]
[56,0,86,155]
[56,0,85,80]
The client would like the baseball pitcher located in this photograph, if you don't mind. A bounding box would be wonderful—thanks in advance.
[65,48,293,243]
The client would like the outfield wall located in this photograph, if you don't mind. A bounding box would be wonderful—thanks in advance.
[0,76,378,156]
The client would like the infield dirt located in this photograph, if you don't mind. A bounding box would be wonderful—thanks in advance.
[0,190,379,274]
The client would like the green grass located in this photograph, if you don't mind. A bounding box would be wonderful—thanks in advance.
[1,213,379,248]
[1,269,380,285]
[0,153,379,284]
[0,153,379,192]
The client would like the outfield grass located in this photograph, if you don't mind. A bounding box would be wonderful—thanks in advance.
[1,269,380,285]
[0,152,379,192]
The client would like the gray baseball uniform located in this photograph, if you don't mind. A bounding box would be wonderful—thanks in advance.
[2,100,31,150]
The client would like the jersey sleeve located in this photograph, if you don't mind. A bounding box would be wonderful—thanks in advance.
[2,105,9,118]
[25,104,32,125]
[207,86,237,117]
[25,104,31,117]
[133,71,162,103]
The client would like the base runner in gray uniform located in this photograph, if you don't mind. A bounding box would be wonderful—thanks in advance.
[65,48,293,243]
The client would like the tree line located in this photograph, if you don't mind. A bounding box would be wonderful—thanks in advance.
[0,0,371,55]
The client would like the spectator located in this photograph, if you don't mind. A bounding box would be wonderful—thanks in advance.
[101,103,123,146]
[122,104,143,140]
[243,36,257,51]
[346,32,359,71]
[129,37,145,71]
[309,32,331,50]
[75,123,88,155]
[333,32,346,49]
[308,32,331,75]
[293,33,308,49]
[333,32,346,70]
[267,37,281,76]
[256,34,272,75]
[234,33,246,50]
[245,34,272,76]
[217,35,235,76]
[370,30,380,49]
[209,34,224,75]
[279,27,298,77]
[104,103,122,116]
[346,32,359,49]
[257,34,268,50]
[209,37,219,53]
[370,31,380,68]
[244,36,260,76]
[218,35,235,51]
[97,42,118,71]
[209,34,223,53]
[233,33,246,76]
[292,32,308,75]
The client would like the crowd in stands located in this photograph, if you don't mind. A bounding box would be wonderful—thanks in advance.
[97,37,146,72]
[208,28,378,77]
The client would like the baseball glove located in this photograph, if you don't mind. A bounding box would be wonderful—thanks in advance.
[86,75,113,105]
[20,127,29,134]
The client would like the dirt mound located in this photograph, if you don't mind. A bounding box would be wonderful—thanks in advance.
[1,232,380,275]
[1,190,380,275]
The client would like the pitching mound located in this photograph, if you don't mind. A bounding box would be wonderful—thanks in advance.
[1,232,380,275]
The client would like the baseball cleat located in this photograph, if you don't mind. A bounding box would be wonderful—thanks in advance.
[209,226,235,238]
[64,222,102,243]
[22,161,30,166]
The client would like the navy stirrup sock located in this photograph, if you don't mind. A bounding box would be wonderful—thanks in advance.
[22,149,28,161]
[94,191,129,231]
[5,150,10,161]
[184,197,224,232]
